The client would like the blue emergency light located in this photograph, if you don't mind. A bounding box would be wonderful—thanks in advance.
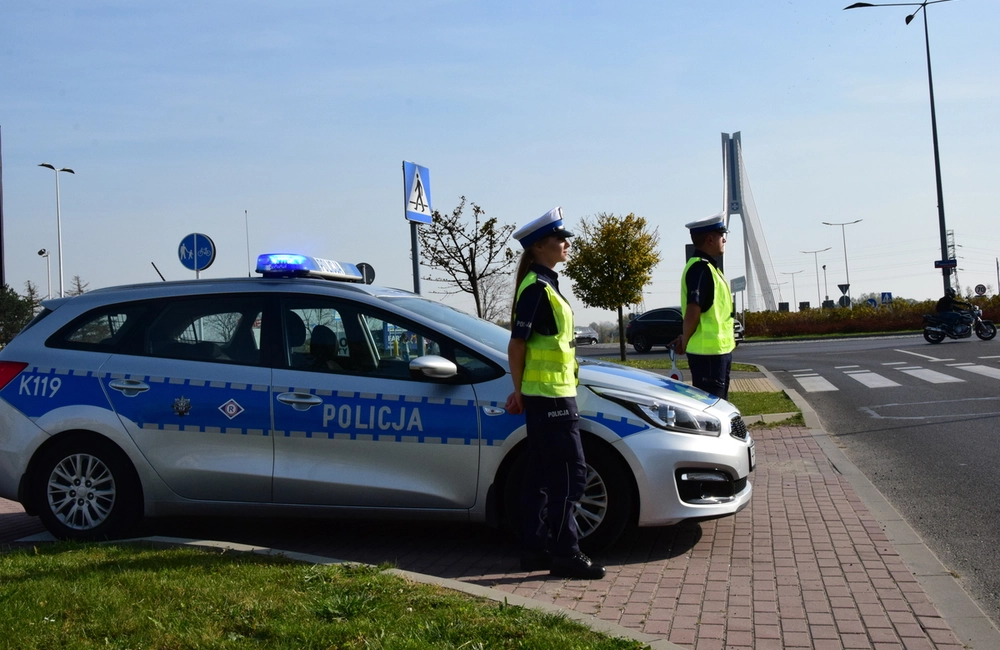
[255,254,365,282]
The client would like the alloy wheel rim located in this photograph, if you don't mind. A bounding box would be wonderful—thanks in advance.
[47,453,116,530]
[574,465,608,538]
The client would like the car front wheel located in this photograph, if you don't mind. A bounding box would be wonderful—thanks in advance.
[503,437,635,553]
[632,333,651,353]
[32,435,142,541]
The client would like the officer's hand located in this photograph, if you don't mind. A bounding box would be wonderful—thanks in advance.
[505,391,524,415]
[670,336,685,355]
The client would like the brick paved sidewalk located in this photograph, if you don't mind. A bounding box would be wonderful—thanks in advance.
[0,425,974,649]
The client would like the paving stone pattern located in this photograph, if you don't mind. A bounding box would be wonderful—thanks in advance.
[0,425,965,649]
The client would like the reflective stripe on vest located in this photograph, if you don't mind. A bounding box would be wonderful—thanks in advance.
[516,272,578,397]
[681,257,736,355]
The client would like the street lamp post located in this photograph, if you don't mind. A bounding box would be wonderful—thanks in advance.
[37,249,51,300]
[802,247,832,308]
[845,0,954,294]
[823,219,862,308]
[781,270,804,311]
[38,163,75,298]
[822,264,829,303]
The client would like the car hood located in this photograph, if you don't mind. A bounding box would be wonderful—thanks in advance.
[577,358,720,410]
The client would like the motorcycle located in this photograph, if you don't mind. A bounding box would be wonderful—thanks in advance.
[923,305,997,343]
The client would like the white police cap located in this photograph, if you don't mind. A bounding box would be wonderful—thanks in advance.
[685,212,728,235]
[512,207,575,249]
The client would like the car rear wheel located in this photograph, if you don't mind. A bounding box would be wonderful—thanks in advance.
[632,333,651,354]
[32,435,142,541]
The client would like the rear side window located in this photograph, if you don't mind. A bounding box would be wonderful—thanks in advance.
[145,296,264,365]
[50,304,149,352]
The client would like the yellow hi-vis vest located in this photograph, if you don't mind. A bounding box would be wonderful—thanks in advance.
[516,272,578,397]
[681,257,736,355]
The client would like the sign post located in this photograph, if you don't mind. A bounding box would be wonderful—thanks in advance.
[402,161,432,294]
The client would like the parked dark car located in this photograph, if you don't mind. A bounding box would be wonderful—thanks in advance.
[626,307,744,353]
[574,326,599,345]
[626,307,683,353]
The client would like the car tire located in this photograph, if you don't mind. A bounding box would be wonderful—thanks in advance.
[632,333,651,354]
[32,434,143,541]
[502,437,635,553]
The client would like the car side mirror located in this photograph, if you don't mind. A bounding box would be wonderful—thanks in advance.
[409,354,458,379]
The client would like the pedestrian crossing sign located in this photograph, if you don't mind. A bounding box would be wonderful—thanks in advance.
[402,161,433,224]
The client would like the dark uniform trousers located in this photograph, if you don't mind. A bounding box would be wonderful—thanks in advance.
[687,352,733,400]
[520,395,587,558]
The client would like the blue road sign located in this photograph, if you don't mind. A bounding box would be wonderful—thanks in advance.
[179,233,216,272]
[402,161,432,224]
[881,292,893,304]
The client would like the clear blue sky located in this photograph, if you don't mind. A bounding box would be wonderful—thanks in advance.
[2,1,998,324]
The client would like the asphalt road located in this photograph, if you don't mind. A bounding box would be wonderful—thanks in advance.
[581,336,1000,628]
[731,335,1000,630]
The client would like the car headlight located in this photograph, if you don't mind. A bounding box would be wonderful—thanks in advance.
[588,386,721,437]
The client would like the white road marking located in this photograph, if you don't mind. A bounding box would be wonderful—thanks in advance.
[882,362,908,365]
[835,365,860,369]
[956,365,1000,380]
[845,371,901,388]
[796,375,839,392]
[894,349,954,362]
[898,368,965,383]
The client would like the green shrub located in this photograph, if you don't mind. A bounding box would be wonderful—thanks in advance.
[743,295,1000,338]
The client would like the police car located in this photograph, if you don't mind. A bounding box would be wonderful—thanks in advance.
[0,254,754,550]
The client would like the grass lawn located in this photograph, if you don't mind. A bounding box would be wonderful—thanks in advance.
[0,542,646,650]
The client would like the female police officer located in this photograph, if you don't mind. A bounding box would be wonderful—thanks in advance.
[505,207,606,580]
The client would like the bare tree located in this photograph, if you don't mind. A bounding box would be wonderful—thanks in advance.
[23,281,42,313]
[67,275,90,296]
[417,196,517,319]
[478,272,513,324]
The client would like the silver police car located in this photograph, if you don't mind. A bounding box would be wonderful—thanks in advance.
[0,254,754,550]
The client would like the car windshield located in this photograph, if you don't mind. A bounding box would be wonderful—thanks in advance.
[382,296,511,354]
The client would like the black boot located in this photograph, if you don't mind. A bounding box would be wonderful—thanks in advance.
[550,552,606,579]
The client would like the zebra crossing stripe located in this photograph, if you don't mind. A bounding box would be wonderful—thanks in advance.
[845,371,901,388]
[796,375,839,392]
[955,365,1000,380]
[898,368,965,383]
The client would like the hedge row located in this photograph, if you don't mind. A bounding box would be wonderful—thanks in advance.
[743,296,1000,338]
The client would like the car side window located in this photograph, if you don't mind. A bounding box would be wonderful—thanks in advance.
[145,297,264,365]
[50,303,149,352]
[281,298,500,382]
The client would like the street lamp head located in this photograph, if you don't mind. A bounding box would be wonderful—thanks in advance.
[844,2,876,8]
[38,163,74,174]
[905,13,915,24]
[38,249,48,257]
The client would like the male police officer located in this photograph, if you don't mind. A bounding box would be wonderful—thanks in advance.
[671,213,736,399]
[506,207,606,580]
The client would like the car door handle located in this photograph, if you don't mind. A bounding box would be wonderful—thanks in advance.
[108,379,150,397]
[482,406,506,417]
[276,392,323,411]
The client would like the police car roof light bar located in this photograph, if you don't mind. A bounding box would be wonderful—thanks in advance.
[255,253,365,282]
